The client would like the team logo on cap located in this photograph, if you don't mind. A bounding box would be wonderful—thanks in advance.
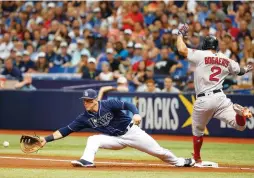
[85,91,88,96]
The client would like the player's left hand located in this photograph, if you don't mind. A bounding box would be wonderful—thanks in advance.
[245,64,253,73]
[132,114,142,125]
[39,137,47,147]
[178,23,189,36]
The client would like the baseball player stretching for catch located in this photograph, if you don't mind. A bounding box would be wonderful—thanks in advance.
[176,23,253,165]
[40,89,195,167]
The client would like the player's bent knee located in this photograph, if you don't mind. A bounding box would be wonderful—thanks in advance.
[87,135,101,146]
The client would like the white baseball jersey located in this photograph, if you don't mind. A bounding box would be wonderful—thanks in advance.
[187,48,240,95]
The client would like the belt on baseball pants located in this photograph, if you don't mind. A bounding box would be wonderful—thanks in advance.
[197,89,222,98]
[115,122,134,136]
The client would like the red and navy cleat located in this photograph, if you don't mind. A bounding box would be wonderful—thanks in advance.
[71,159,95,167]
[233,104,253,119]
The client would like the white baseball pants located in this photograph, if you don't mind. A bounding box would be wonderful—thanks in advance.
[80,125,186,166]
[192,92,246,136]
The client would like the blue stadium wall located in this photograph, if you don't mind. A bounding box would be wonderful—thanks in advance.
[0,90,253,138]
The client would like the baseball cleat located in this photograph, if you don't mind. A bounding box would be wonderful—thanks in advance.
[192,153,202,163]
[71,159,95,167]
[175,158,195,167]
[183,158,195,167]
[233,104,252,119]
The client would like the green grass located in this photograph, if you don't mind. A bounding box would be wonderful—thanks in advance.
[0,134,253,166]
[0,134,253,178]
[0,168,253,178]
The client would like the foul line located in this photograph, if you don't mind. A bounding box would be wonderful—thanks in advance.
[0,156,253,171]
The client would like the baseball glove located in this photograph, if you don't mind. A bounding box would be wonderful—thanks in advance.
[20,135,43,153]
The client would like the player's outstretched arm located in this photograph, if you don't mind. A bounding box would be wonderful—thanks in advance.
[98,86,116,100]
[40,126,74,146]
[238,64,253,76]
[177,35,188,57]
[176,23,189,57]
[123,102,141,125]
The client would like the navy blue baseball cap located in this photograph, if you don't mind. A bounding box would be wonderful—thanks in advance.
[80,89,98,100]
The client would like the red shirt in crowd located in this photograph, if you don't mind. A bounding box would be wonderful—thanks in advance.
[228,27,240,39]
[123,12,144,30]
[132,59,154,72]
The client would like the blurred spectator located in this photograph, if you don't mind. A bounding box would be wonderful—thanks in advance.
[132,60,146,86]
[0,33,13,59]
[13,52,24,70]
[77,50,89,73]
[98,61,113,81]
[154,47,182,75]
[102,7,121,29]
[122,2,144,31]
[126,41,134,59]
[162,77,180,93]
[137,79,160,92]
[183,79,195,93]
[97,48,120,72]
[115,41,129,74]
[204,18,216,35]
[244,11,254,31]
[106,48,120,72]
[2,58,23,81]
[131,43,143,65]
[26,43,38,62]
[223,34,233,51]
[135,67,155,91]
[150,25,161,49]
[123,29,132,42]
[82,57,99,79]
[116,76,129,92]
[132,22,146,40]
[237,21,251,50]
[87,33,106,57]
[215,20,226,40]
[224,18,239,39]
[14,74,36,90]
[197,3,209,26]
[99,2,112,19]
[35,52,49,73]
[209,2,226,21]
[72,38,90,66]
[46,41,57,67]
[0,1,253,93]
[54,42,72,67]
[161,29,171,48]
[97,76,129,100]
[243,35,253,59]
[21,50,35,73]
[218,41,231,58]
[188,33,202,49]
[114,41,128,61]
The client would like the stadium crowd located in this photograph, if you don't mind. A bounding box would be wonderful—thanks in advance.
[0,1,253,92]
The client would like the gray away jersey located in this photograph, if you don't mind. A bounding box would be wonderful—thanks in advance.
[187,48,240,95]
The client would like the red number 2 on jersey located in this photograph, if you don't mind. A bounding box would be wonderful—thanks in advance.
[209,66,221,82]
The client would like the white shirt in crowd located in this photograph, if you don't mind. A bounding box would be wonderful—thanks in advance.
[99,72,114,81]
[162,86,180,93]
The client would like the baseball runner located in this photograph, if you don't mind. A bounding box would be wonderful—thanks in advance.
[176,23,253,164]
[40,88,195,167]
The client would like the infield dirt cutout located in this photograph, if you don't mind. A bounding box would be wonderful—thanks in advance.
[0,130,254,173]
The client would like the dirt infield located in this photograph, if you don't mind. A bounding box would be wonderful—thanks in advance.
[1,129,254,144]
[1,129,254,173]
[0,154,254,173]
